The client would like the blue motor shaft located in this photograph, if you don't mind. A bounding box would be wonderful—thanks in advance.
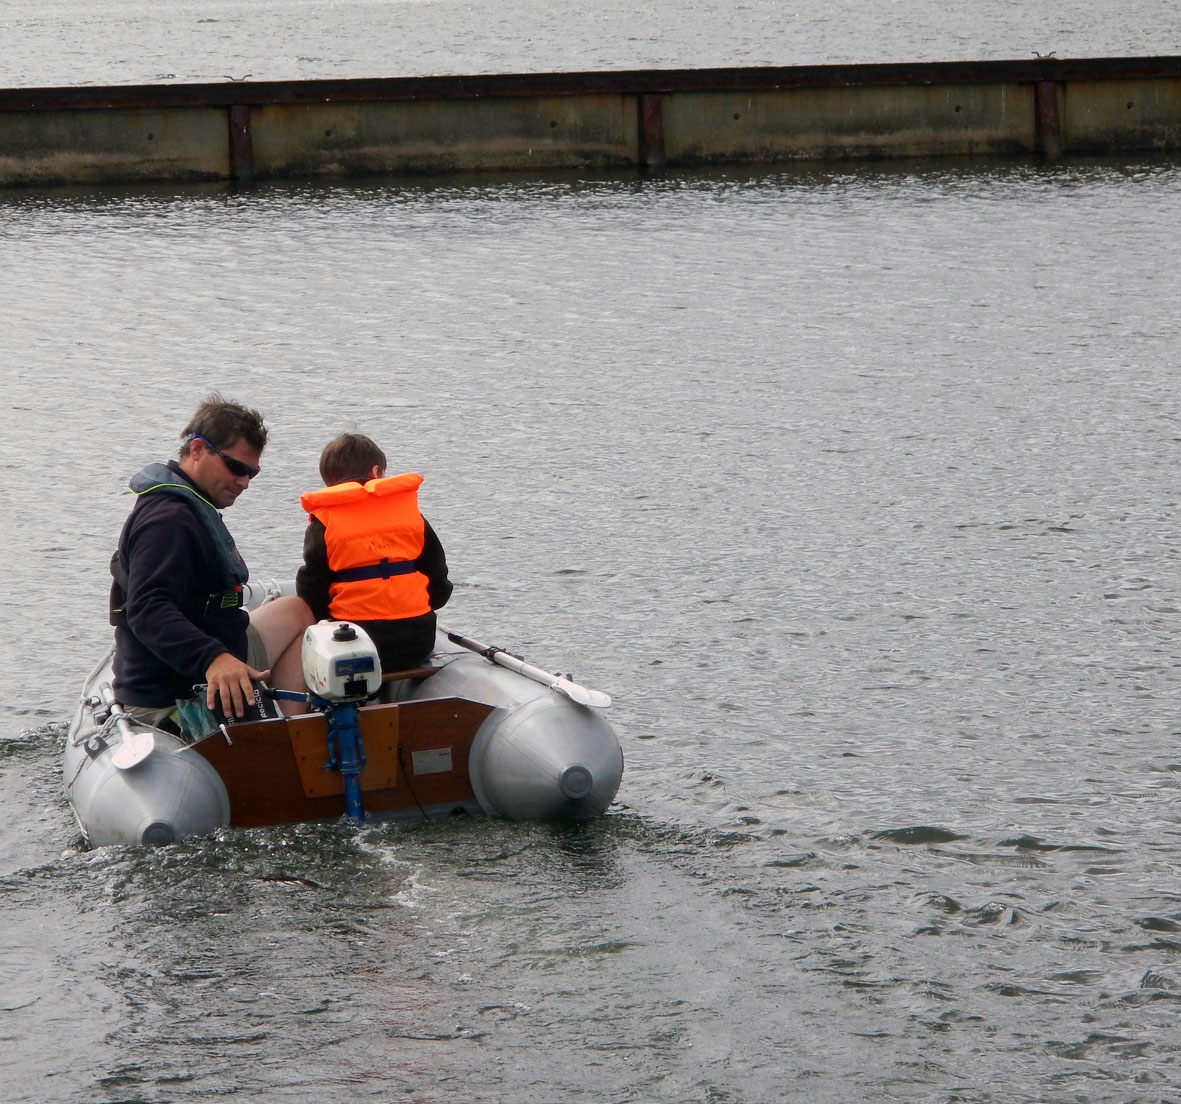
[289,693,366,822]
[327,701,366,820]
[270,689,368,820]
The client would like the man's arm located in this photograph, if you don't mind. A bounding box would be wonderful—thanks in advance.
[124,500,268,717]
[122,500,231,682]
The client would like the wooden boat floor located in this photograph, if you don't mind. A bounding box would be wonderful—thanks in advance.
[190,697,495,828]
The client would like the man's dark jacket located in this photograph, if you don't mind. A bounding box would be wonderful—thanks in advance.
[110,461,249,707]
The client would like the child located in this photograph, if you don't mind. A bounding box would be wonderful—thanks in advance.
[296,433,452,674]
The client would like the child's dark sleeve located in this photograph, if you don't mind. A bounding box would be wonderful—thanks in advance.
[420,520,453,610]
[295,518,333,621]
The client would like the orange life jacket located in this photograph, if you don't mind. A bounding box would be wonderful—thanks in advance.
[300,473,432,621]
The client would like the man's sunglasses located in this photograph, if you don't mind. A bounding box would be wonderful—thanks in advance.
[189,434,261,480]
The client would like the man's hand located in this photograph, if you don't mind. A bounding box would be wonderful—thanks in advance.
[205,652,271,718]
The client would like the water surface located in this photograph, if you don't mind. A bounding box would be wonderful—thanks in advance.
[3,0,1179,87]
[2,156,1178,1101]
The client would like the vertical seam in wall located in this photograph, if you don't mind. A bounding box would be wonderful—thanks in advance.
[638,93,666,172]
[1034,80,1063,159]
[229,103,255,181]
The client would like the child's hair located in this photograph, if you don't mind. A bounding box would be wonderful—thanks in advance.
[319,432,387,485]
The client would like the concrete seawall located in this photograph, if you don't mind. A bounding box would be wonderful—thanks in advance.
[1,56,1178,187]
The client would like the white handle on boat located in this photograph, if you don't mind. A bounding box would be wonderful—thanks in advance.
[99,683,157,770]
[442,629,612,709]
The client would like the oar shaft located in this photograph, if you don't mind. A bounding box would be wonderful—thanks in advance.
[443,629,611,709]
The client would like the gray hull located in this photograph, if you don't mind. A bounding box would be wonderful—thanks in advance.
[64,599,623,846]
[64,651,233,847]
[385,639,624,821]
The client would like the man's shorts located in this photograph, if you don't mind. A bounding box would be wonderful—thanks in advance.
[245,622,268,671]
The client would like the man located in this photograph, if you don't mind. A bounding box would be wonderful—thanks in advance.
[110,394,313,726]
[296,432,452,673]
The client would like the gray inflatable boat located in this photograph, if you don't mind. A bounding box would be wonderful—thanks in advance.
[64,582,623,847]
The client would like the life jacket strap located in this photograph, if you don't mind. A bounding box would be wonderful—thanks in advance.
[331,558,419,583]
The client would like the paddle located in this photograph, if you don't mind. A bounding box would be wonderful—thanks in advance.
[442,628,612,709]
[99,683,156,770]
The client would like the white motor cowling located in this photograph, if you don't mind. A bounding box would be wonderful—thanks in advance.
[301,621,382,701]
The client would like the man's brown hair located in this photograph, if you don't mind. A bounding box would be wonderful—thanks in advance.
[179,393,267,456]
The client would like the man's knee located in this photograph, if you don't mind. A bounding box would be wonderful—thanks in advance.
[274,595,315,634]
[249,596,315,662]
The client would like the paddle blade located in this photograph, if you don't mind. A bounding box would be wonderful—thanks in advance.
[552,677,612,709]
[111,727,156,770]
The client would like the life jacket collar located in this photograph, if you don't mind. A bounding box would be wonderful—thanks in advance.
[119,461,249,591]
[300,472,424,514]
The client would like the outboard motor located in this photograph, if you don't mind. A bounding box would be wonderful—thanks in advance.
[298,621,382,820]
